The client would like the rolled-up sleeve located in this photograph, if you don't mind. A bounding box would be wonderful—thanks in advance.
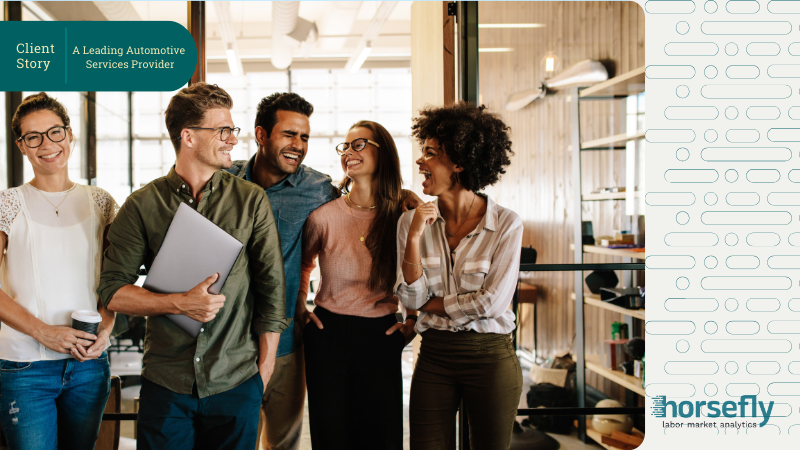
[250,193,289,334]
[98,200,147,308]
[443,218,523,327]
[394,212,430,310]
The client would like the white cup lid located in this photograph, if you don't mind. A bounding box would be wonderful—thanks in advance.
[71,310,102,323]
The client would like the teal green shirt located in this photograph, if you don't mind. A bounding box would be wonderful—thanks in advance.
[98,167,289,398]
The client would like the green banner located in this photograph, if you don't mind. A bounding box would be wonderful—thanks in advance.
[0,21,197,91]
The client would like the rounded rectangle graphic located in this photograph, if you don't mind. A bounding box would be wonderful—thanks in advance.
[746,361,781,375]
[646,0,696,13]
[665,169,718,183]
[768,321,800,333]
[702,84,792,99]
[767,383,800,395]
[767,255,800,268]
[788,362,800,374]
[701,147,790,161]
[789,170,800,183]
[701,211,791,225]
[726,255,760,269]
[747,106,781,120]
[747,169,781,183]
[767,128,800,141]
[665,42,719,56]
[746,232,781,246]
[701,339,792,352]
[768,65,800,78]
[791,107,800,120]
[665,106,719,119]
[747,298,782,311]
[726,383,760,396]
[646,255,696,269]
[726,129,760,143]
[665,232,719,246]
[701,21,792,34]
[665,298,719,311]
[788,233,800,246]
[646,192,696,206]
[726,65,760,79]
[768,192,800,205]
[647,129,696,142]
[664,361,719,375]
[701,276,792,289]
[725,320,760,334]
[788,298,800,311]
[646,320,696,335]
[645,65,696,78]
[726,192,760,206]
[726,0,761,13]
[790,42,800,55]
[746,42,781,56]
[767,1,800,13]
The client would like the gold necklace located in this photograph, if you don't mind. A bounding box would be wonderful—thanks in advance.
[346,194,368,242]
[446,193,476,238]
[29,182,77,217]
[348,195,376,210]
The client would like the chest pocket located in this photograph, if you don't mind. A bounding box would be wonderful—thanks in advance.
[278,209,308,225]
[459,256,490,292]
[421,253,444,297]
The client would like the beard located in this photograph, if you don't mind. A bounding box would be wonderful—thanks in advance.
[265,143,304,175]
[197,143,233,170]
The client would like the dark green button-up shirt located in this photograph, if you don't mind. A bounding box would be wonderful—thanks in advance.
[98,167,288,398]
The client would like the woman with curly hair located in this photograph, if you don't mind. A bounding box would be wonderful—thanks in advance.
[395,102,523,449]
[0,93,117,449]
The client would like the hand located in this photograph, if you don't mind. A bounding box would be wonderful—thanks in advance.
[409,202,438,239]
[385,320,417,345]
[401,190,423,212]
[258,359,274,394]
[176,274,226,322]
[35,324,96,354]
[71,326,109,362]
[298,307,323,330]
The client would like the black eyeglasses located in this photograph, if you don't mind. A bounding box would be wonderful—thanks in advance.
[188,126,241,141]
[335,138,380,156]
[17,125,70,148]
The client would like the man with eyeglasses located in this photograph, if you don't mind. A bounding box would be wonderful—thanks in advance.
[99,83,288,450]
[226,93,420,450]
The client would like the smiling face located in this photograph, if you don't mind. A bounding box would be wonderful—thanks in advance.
[16,109,72,177]
[257,110,310,177]
[416,137,462,196]
[340,127,379,181]
[190,107,237,171]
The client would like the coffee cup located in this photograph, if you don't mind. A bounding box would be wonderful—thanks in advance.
[71,310,102,340]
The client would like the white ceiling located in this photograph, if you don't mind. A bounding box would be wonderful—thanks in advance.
[128,1,412,63]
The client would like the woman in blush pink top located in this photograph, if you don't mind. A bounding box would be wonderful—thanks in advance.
[297,121,416,450]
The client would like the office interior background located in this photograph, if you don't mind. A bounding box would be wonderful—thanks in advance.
[1,1,646,449]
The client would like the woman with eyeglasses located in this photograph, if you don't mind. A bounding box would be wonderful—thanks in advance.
[297,121,416,449]
[0,93,117,450]
[396,103,522,449]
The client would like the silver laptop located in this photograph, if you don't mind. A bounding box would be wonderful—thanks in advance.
[143,202,244,337]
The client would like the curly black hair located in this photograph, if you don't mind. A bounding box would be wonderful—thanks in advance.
[411,102,513,192]
[255,92,313,137]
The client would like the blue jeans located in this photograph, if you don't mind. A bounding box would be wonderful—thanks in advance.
[137,373,263,450]
[0,353,111,450]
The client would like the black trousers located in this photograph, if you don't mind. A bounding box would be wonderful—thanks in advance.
[303,306,406,450]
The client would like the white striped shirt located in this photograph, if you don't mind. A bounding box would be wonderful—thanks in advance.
[394,195,523,334]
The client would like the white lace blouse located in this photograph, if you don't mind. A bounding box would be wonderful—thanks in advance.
[0,183,118,362]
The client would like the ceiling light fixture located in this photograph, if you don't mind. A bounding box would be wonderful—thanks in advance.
[478,23,545,28]
[226,44,240,76]
[349,41,372,73]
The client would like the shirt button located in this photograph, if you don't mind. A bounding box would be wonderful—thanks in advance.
[182,184,185,188]
[195,358,200,362]
[189,199,194,204]
[200,328,204,332]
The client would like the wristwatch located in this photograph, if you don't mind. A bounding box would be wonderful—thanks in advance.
[404,314,418,323]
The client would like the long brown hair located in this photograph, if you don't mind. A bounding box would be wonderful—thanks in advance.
[338,121,403,293]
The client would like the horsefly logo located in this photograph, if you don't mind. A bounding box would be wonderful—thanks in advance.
[652,395,774,427]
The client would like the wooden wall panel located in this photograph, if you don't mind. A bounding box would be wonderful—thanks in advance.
[478,1,645,401]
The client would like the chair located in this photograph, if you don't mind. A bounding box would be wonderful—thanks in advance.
[96,375,122,450]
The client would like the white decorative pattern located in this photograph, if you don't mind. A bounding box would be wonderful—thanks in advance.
[0,189,21,236]
[88,186,119,225]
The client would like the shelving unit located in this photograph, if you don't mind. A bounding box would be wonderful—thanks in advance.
[585,421,646,450]
[570,66,646,442]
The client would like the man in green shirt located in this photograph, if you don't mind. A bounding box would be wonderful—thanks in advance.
[98,83,288,450]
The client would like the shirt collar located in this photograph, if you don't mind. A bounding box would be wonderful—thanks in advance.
[166,165,223,195]
[433,193,497,233]
[241,155,302,189]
